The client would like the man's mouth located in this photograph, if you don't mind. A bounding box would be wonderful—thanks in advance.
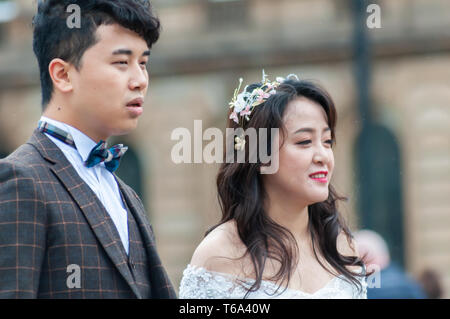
[126,97,144,107]
[126,97,144,116]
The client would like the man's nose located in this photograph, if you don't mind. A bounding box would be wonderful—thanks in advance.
[129,65,148,91]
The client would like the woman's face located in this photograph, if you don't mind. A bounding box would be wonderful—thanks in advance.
[263,97,335,207]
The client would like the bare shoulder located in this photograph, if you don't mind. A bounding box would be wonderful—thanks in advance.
[190,220,249,276]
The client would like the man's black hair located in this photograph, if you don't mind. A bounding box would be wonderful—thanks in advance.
[32,0,161,109]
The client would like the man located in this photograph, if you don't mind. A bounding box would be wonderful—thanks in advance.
[0,0,176,298]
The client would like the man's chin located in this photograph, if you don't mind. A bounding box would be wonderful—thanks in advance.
[111,122,138,137]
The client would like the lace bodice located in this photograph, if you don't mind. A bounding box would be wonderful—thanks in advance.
[179,264,367,299]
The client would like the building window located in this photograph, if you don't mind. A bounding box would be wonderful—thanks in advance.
[355,123,405,267]
[0,0,19,44]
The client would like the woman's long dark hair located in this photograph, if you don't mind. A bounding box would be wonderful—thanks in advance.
[207,78,365,297]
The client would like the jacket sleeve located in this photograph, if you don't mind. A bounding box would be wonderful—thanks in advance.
[0,161,47,298]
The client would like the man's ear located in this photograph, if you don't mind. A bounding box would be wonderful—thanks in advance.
[48,58,73,93]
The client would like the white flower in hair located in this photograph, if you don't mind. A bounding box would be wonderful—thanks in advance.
[233,90,250,113]
[234,135,246,151]
[228,70,300,128]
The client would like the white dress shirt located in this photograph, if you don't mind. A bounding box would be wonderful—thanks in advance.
[39,116,129,255]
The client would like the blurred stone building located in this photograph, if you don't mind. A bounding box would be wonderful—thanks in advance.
[0,0,449,297]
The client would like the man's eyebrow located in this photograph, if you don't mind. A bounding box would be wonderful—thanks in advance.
[294,127,331,134]
[112,49,151,56]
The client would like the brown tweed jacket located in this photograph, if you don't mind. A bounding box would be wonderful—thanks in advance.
[0,129,176,298]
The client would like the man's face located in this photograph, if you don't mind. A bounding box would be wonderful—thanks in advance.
[68,23,150,141]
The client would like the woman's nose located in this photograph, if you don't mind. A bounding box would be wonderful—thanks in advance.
[312,144,328,165]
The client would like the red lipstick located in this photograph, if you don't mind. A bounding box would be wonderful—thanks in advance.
[309,171,328,183]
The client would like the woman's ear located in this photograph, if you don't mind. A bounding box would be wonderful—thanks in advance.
[259,133,280,175]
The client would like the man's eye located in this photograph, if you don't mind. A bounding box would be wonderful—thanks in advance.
[114,61,128,65]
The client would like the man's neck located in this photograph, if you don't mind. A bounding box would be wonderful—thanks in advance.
[42,104,108,143]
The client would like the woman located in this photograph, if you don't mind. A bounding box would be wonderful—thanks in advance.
[179,72,367,298]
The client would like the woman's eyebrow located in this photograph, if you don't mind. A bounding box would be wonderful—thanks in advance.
[293,127,331,134]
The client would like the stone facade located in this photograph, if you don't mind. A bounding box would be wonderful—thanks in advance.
[0,0,449,297]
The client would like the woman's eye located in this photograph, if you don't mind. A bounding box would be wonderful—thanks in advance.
[325,139,334,146]
[114,61,127,65]
[297,140,311,145]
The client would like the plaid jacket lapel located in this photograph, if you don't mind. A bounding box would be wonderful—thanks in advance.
[27,129,141,298]
[115,178,155,246]
[115,177,176,298]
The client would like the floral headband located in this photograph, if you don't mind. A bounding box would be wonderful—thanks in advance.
[229,70,299,150]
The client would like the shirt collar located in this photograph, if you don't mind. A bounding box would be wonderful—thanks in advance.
[39,116,99,162]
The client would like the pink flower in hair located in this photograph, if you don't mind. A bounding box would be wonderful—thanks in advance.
[229,111,239,124]
[240,104,251,116]
[254,88,271,104]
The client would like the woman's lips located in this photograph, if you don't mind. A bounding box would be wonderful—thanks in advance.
[309,171,328,183]
[310,176,327,183]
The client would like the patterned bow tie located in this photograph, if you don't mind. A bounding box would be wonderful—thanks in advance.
[85,140,128,172]
[38,121,128,172]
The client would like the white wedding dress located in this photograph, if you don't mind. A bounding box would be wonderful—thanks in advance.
[179,264,367,299]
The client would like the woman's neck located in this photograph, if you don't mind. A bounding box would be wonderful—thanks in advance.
[265,195,310,243]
